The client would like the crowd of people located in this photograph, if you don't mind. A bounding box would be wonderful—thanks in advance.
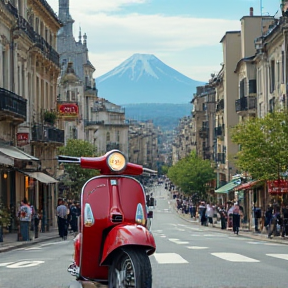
[56,199,81,240]
[172,192,288,238]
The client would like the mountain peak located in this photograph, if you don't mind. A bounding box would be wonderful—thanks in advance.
[96,54,205,104]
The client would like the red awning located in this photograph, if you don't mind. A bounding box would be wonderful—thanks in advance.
[234,180,260,191]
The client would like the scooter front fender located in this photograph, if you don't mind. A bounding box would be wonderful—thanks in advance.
[100,224,156,265]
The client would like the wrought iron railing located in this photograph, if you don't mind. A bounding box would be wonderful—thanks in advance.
[17,16,60,67]
[235,96,256,112]
[32,124,64,144]
[0,88,27,120]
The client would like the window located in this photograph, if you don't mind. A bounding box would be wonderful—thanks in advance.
[106,132,110,142]
[282,51,285,84]
[240,78,245,98]
[270,60,275,92]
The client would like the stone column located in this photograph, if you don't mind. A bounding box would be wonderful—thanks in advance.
[0,43,3,87]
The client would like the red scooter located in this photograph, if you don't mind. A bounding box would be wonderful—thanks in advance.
[58,150,156,288]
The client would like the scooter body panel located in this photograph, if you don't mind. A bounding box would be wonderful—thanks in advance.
[79,175,153,280]
[100,224,156,265]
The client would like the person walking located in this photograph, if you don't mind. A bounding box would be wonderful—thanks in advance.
[206,203,214,226]
[232,202,240,235]
[18,199,32,241]
[268,205,281,239]
[282,204,288,238]
[57,199,68,240]
[218,205,227,229]
[264,205,273,231]
[69,201,79,235]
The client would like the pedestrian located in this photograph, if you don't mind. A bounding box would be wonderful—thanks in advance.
[198,201,207,226]
[18,199,32,241]
[232,202,240,235]
[253,204,261,233]
[281,204,288,238]
[218,205,227,229]
[206,203,214,226]
[69,201,79,235]
[268,205,281,239]
[57,199,68,240]
[264,205,273,231]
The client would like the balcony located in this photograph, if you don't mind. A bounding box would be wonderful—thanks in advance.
[199,127,209,139]
[16,16,60,67]
[0,88,27,123]
[214,125,224,137]
[84,120,104,127]
[235,96,256,115]
[216,99,224,112]
[217,153,225,164]
[0,0,18,18]
[32,124,64,145]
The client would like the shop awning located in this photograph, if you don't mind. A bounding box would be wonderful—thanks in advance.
[20,171,58,184]
[234,180,261,191]
[0,142,39,166]
[215,178,242,194]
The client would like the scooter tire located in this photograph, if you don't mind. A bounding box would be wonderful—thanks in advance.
[108,246,152,288]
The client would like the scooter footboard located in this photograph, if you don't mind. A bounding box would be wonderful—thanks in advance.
[100,224,156,265]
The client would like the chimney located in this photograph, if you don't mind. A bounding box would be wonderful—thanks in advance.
[250,7,254,16]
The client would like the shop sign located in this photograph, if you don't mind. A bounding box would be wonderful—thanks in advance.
[267,180,288,193]
[58,103,79,117]
[17,133,29,146]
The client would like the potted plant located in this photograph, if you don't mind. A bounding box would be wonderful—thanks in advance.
[43,110,57,125]
[0,202,11,242]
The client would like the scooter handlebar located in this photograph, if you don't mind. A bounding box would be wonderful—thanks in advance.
[58,155,81,164]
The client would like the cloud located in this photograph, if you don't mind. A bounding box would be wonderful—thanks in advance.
[48,0,240,79]
[50,0,148,13]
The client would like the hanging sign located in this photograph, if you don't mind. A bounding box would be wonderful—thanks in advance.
[267,180,288,193]
[17,133,29,146]
[58,103,79,117]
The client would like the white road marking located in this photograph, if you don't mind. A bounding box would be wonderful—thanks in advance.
[24,247,42,250]
[153,253,188,264]
[0,263,14,267]
[169,238,189,245]
[266,254,288,260]
[160,235,166,238]
[187,246,208,250]
[176,229,185,231]
[247,242,266,245]
[211,253,260,262]
[7,261,45,268]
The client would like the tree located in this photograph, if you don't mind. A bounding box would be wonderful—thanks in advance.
[231,111,288,180]
[58,139,99,199]
[167,151,215,199]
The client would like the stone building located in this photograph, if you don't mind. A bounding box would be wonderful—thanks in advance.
[0,0,63,233]
[56,0,129,156]
[128,120,159,170]
[171,116,195,165]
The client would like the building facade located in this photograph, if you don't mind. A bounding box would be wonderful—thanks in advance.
[0,0,63,233]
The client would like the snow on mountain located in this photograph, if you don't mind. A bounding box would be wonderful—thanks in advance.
[96,53,205,104]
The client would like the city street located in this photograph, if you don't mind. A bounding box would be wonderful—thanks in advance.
[0,184,288,288]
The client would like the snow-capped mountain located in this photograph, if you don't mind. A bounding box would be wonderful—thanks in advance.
[96,54,205,104]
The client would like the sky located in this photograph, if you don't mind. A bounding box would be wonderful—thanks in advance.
[48,0,282,82]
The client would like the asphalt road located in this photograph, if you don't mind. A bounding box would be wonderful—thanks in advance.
[0,184,287,288]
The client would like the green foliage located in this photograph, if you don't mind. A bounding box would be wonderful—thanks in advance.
[167,151,215,199]
[231,110,288,180]
[0,202,11,227]
[160,165,169,175]
[44,110,57,125]
[58,139,99,198]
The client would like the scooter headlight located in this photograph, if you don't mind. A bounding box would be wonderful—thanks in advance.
[107,151,127,172]
[135,203,146,226]
[84,203,94,227]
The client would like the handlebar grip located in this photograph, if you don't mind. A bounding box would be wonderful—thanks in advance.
[58,155,81,164]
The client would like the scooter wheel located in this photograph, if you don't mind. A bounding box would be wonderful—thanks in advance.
[108,246,152,288]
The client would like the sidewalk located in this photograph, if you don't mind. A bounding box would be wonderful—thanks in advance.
[0,228,61,253]
[173,204,288,245]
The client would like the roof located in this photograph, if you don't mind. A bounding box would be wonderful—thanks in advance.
[215,178,242,194]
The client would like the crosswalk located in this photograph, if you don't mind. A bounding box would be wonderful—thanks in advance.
[152,252,288,264]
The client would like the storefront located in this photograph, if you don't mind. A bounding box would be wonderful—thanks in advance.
[0,142,58,233]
